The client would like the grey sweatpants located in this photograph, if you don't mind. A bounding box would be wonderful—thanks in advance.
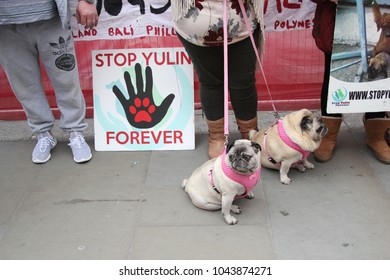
[0,16,87,134]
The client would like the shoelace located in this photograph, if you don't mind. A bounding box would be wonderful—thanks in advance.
[37,136,55,152]
[69,133,85,148]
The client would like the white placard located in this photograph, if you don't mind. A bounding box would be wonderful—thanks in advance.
[92,48,194,151]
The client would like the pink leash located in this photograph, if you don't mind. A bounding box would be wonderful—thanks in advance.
[223,0,229,143]
[237,0,279,120]
[223,0,280,143]
[225,0,279,125]
[216,0,261,196]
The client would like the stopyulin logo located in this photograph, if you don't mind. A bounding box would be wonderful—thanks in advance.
[112,63,175,129]
[332,87,348,102]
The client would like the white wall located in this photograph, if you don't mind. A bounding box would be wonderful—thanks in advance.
[334,4,389,47]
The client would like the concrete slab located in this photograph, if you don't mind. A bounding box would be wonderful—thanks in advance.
[0,142,41,224]
[0,111,389,260]
[131,225,276,260]
[0,140,150,259]
[264,129,390,259]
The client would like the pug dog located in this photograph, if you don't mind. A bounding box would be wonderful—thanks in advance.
[182,139,261,225]
[249,109,328,185]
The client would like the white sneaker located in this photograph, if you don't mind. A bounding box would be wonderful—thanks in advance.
[69,131,92,163]
[32,132,57,163]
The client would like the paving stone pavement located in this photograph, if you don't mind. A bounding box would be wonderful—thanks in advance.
[0,111,389,259]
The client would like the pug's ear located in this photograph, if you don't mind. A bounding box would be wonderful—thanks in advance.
[251,142,261,153]
[300,115,313,131]
[226,142,235,153]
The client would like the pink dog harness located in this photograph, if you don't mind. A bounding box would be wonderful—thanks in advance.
[208,148,261,198]
[264,120,310,165]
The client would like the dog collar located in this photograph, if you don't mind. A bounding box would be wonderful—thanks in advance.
[220,148,261,198]
[277,119,310,160]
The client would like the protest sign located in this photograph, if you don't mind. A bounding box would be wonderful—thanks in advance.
[92,48,194,151]
[328,0,390,113]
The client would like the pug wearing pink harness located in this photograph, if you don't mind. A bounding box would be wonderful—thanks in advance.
[249,109,328,185]
[182,139,261,225]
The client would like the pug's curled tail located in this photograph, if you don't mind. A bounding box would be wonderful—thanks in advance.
[248,129,257,140]
[181,179,188,190]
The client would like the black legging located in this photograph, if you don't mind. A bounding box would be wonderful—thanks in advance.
[177,26,260,121]
[322,52,386,119]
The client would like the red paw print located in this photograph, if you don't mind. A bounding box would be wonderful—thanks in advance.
[112,64,175,129]
[129,97,156,123]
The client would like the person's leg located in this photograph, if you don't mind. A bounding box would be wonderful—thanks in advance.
[0,24,57,163]
[33,17,91,163]
[314,52,342,162]
[321,53,341,118]
[365,112,387,119]
[0,24,55,134]
[177,35,224,121]
[177,35,225,158]
[364,111,389,164]
[34,16,88,133]
[228,26,260,138]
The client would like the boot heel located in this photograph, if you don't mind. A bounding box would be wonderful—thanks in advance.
[364,117,390,164]
[314,116,342,163]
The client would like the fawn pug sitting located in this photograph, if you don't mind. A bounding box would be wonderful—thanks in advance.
[249,109,328,185]
[182,139,261,225]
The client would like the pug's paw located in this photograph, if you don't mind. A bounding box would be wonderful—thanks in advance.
[230,205,242,214]
[245,191,255,199]
[304,161,315,170]
[224,215,238,225]
[295,164,307,172]
[281,177,292,185]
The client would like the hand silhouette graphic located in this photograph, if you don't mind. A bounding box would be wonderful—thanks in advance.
[112,63,175,129]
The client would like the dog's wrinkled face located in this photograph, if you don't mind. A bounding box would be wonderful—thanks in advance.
[225,139,261,175]
[300,112,328,141]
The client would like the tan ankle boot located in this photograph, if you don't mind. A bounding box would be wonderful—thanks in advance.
[236,116,259,139]
[364,117,390,164]
[206,118,225,159]
[314,116,342,163]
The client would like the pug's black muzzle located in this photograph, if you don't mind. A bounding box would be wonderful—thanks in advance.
[231,158,250,172]
[317,123,328,137]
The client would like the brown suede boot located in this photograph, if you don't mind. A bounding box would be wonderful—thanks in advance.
[364,117,390,164]
[314,116,342,163]
[206,118,225,159]
[236,116,259,139]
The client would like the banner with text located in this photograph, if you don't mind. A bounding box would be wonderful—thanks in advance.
[70,0,317,40]
[328,1,390,113]
[92,48,194,151]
